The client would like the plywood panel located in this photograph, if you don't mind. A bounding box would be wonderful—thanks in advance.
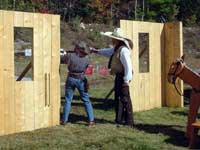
[3,11,15,134]
[43,14,52,127]
[140,74,145,110]
[15,82,24,132]
[33,13,41,129]
[160,23,165,106]
[0,10,4,135]
[132,22,140,112]
[145,75,150,110]
[14,11,24,133]
[51,15,60,125]
[24,12,33,27]
[156,24,163,107]
[22,12,35,131]
[164,22,183,107]
[19,82,34,131]
[38,14,45,128]
[14,11,24,27]
[121,21,163,112]
[149,23,155,109]
[150,23,157,109]
[0,10,60,135]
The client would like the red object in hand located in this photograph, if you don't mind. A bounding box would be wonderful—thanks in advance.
[99,67,109,76]
[85,65,93,75]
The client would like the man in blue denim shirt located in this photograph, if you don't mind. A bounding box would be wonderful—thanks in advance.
[60,41,95,126]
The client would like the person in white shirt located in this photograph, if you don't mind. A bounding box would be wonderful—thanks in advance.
[91,28,134,127]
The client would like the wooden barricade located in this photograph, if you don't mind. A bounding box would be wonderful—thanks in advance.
[120,20,183,112]
[0,10,60,135]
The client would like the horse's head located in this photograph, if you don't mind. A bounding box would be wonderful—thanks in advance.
[168,55,186,84]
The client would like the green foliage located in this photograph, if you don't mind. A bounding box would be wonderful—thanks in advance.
[185,15,197,27]
[0,0,46,12]
[176,0,200,26]
[145,0,177,22]
[14,0,33,12]
[77,0,93,20]
[68,16,82,32]
[1,0,200,26]
[0,0,13,10]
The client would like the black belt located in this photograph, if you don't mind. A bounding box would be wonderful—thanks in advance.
[68,72,84,79]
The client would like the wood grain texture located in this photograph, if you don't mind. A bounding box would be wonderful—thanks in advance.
[0,10,4,135]
[120,21,183,111]
[0,10,60,136]
[164,22,183,107]
[51,15,60,125]
[3,11,15,134]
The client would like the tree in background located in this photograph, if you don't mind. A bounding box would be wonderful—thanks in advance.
[49,0,93,22]
[0,0,12,10]
[0,0,48,12]
[89,0,119,23]
[144,0,177,22]
[176,0,199,26]
[0,0,200,26]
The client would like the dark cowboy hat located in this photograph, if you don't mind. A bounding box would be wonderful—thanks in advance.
[74,41,89,55]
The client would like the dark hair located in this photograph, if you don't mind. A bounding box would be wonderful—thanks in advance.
[115,39,133,51]
[114,40,124,51]
[125,38,133,49]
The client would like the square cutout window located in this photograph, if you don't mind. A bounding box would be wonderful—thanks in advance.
[14,27,33,81]
[139,33,149,73]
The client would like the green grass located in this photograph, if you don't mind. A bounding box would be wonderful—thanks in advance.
[11,54,200,150]
[0,84,199,150]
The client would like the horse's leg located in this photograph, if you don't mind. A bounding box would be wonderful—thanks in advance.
[186,91,200,138]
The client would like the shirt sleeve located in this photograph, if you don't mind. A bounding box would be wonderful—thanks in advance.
[97,47,114,57]
[120,47,133,83]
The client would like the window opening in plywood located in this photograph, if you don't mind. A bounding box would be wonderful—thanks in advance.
[139,33,149,73]
[14,27,33,81]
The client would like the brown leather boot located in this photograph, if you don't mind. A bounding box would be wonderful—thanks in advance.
[89,121,95,127]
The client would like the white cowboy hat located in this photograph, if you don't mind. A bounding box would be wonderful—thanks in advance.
[100,28,132,50]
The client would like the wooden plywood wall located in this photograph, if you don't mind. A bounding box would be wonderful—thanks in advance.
[0,10,60,135]
[120,20,183,112]
[164,22,184,107]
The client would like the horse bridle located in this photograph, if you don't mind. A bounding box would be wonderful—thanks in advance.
[168,59,186,97]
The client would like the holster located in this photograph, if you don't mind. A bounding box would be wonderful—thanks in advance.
[83,77,89,92]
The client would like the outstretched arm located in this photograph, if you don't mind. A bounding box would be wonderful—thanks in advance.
[90,47,114,57]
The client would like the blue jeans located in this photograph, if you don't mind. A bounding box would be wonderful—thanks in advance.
[62,77,94,123]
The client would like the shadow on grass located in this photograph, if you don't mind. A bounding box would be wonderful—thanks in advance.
[68,113,115,125]
[60,96,115,125]
[135,123,189,147]
[61,96,115,111]
[171,110,200,119]
[60,112,115,125]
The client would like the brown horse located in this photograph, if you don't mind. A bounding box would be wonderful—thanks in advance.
[168,55,200,138]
